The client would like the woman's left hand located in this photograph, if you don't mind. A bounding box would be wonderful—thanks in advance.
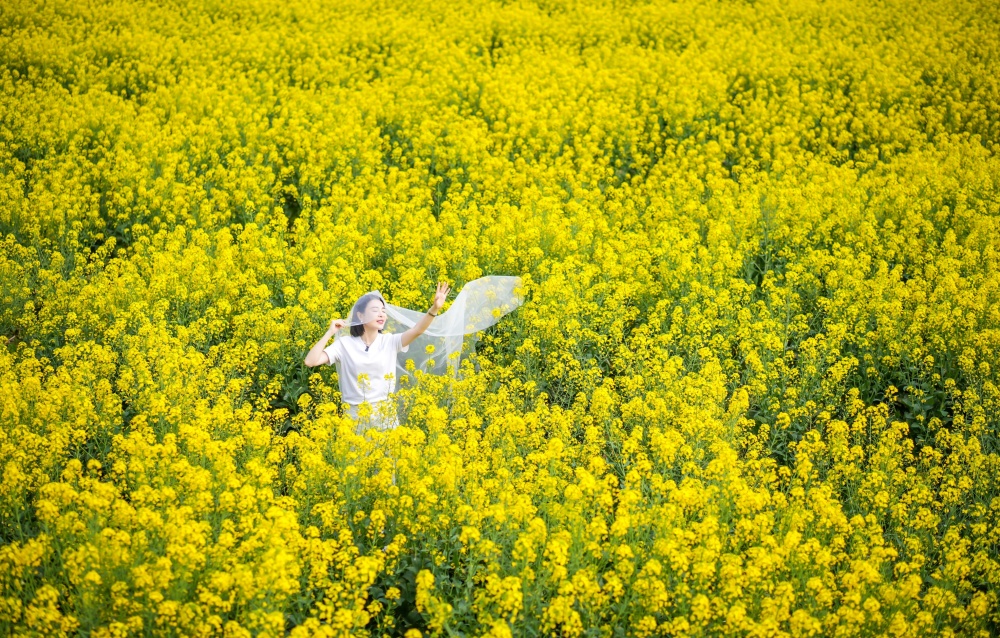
[431,281,451,313]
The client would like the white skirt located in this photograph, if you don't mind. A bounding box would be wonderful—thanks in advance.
[345,400,401,433]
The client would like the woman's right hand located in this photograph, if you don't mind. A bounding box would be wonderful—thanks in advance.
[329,318,347,332]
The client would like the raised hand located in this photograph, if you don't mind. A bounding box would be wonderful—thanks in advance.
[329,317,348,332]
[431,281,451,313]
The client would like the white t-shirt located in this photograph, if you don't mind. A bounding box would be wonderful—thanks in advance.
[323,332,409,406]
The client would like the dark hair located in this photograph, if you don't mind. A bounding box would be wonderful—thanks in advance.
[350,292,386,337]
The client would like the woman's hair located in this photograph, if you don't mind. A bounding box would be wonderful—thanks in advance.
[350,292,386,337]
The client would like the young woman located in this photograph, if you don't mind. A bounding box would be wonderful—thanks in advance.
[304,282,451,431]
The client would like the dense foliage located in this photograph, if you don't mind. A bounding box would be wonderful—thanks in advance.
[2,0,999,635]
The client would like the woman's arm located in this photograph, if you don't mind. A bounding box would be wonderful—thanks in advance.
[304,318,346,367]
[401,281,450,348]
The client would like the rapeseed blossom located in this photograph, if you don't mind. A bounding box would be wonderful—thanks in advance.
[1,0,999,636]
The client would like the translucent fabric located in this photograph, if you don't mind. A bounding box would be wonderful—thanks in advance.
[336,275,525,388]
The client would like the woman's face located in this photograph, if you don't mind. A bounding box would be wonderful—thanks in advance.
[361,299,387,330]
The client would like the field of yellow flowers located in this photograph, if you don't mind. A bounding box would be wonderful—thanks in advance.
[2,0,1000,635]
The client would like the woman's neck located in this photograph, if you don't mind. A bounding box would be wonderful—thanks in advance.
[361,327,379,344]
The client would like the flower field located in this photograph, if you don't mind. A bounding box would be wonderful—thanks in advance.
[2,0,1000,635]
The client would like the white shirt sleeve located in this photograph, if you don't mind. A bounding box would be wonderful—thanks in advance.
[391,332,409,353]
[323,340,343,365]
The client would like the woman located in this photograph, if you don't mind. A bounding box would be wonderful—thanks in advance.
[304,281,451,432]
